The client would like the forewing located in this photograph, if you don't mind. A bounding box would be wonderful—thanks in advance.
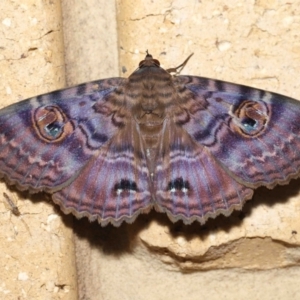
[0,78,126,192]
[174,76,300,189]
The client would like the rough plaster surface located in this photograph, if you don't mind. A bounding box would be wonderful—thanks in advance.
[0,1,77,299]
[2,0,300,299]
[62,0,119,86]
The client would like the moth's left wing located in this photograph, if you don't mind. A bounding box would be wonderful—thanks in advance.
[154,75,300,225]
[174,76,300,189]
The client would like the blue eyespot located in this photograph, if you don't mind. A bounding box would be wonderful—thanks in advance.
[241,117,257,131]
[45,122,62,137]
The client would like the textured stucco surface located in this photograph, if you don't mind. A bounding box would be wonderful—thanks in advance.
[2,0,300,299]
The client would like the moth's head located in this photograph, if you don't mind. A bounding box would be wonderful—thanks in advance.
[138,52,161,68]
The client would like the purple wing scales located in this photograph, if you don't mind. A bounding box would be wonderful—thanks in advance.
[174,76,300,189]
[154,123,253,224]
[0,77,153,226]
[0,78,125,192]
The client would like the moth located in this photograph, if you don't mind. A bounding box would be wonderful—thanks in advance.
[1,52,300,227]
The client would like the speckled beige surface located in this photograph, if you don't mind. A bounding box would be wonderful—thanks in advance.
[3,0,300,299]
[0,1,77,299]
[62,0,119,85]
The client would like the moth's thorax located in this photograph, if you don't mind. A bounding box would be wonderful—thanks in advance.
[127,65,176,116]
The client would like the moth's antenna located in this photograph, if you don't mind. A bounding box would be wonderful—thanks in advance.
[166,53,194,75]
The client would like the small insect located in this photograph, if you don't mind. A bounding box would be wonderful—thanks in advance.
[0,52,300,226]
[3,192,20,216]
